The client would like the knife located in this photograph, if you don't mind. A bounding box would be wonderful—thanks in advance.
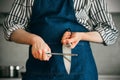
[46,53,78,56]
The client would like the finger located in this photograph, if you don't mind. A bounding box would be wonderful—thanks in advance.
[43,48,52,61]
[62,38,73,45]
[61,39,68,45]
[64,38,77,48]
[32,52,37,59]
[61,32,72,45]
[67,37,75,42]
[46,48,52,58]
[42,49,48,61]
[38,50,43,60]
[62,31,71,40]
[32,50,38,59]
[35,51,39,59]
[46,48,52,60]
[65,42,72,47]
[32,46,40,59]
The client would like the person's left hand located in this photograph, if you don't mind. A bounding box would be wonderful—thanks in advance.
[61,31,83,48]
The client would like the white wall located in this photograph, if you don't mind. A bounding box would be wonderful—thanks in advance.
[91,13,120,75]
[106,0,120,13]
[0,27,29,66]
[0,0,14,13]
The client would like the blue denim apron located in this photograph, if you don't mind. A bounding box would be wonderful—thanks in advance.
[22,0,98,80]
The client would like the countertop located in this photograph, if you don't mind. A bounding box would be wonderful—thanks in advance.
[0,75,120,80]
[0,78,21,80]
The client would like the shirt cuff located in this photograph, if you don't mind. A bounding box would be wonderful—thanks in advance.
[3,24,25,41]
[94,23,118,46]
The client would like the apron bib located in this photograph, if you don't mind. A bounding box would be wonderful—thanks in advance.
[22,0,98,80]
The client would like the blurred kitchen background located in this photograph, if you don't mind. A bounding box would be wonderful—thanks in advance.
[0,0,120,80]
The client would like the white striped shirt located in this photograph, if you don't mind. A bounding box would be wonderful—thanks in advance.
[3,0,118,45]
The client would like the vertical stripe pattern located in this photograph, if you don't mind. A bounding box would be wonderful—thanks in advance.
[3,0,118,45]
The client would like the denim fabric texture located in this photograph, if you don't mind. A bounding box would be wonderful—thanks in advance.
[22,0,98,80]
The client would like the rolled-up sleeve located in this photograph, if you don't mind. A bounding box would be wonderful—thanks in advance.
[89,0,119,45]
[3,0,31,41]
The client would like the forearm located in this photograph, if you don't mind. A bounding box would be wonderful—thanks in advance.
[81,31,103,43]
[10,29,51,61]
[10,29,42,45]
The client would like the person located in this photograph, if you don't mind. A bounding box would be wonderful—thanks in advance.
[3,0,118,80]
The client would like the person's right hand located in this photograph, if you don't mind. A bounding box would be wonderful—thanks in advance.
[31,36,52,61]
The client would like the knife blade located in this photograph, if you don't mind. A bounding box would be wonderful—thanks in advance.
[46,53,78,56]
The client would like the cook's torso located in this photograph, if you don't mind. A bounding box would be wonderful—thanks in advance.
[24,0,97,80]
